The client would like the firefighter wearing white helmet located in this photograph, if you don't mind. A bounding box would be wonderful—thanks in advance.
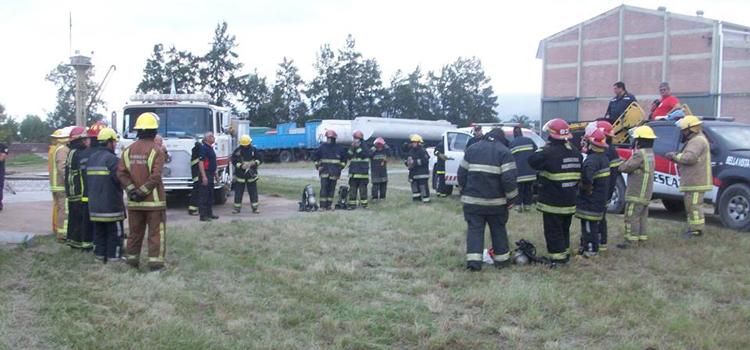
[117,112,168,271]
[665,116,712,238]
[49,127,73,241]
[231,135,262,214]
[406,134,431,203]
[616,125,656,249]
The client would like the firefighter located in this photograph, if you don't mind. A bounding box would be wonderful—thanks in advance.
[88,128,125,263]
[188,141,201,216]
[466,125,483,149]
[406,134,431,203]
[595,120,622,252]
[576,128,611,257]
[459,128,518,271]
[666,116,712,238]
[198,132,219,222]
[78,122,107,251]
[312,130,346,210]
[117,112,167,271]
[617,125,656,248]
[370,137,389,201]
[232,135,262,214]
[347,130,370,209]
[528,118,582,264]
[433,139,452,197]
[509,126,537,211]
[65,126,89,249]
[49,127,71,241]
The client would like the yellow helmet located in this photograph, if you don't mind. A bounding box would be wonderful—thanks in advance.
[239,134,252,146]
[630,125,657,140]
[676,115,702,130]
[97,127,118,142]
[134,112,160,130]
[410,134,423,143]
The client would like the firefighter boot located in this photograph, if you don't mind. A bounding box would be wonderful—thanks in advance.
[494,260,511,269]
[681,230,703,239]
[466,261,482,272]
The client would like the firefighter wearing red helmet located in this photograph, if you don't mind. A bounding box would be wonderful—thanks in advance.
[370,137,390,201]
[75,121,107,250]
[312,129,347,210]
[593,119,622,251]
[528,118,582,264]
[64,126,92,249]
[576,128,611,257]
[346,130,371,209]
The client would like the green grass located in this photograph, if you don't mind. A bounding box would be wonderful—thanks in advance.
[1,174,749,349]
[5,153,47,168]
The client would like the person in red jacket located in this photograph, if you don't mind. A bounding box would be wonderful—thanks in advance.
[650,82,681,120]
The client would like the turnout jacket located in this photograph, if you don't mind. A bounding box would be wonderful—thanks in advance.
[606,144,623,200]
[458,138,518,214]
[576,148,610,220]
[117,138,167,211]
[50,144,69,193]
[509,136,537,183]
[78,146,96,202]
[370,145,390,183]
[190,142,201,183]
[405,146,430,180]
[232,145,262,183]
[312,142,347,180]
[528,140,582,214]
[347,141,371,178]
[87,146,125,222]
[619,148,654,204]
[64,145,87,201]
[433,141,448,173]
[674,132,712,192]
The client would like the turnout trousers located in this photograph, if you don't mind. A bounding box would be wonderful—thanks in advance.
[348,177,368,208]
[600,213,609,251]
[188,180,199,214]
[435,171,452,197]
[624,202,649,241]
[464,209,510,269]
[80,202,94,250]
[579,219,601,253]
[371,181,387,200]
[319,177,338,209]
[126,209,166,268]
[198,175,215,219]
[52,192,68,241]
[93,221,124,261]
[66,200,83,248]
[684,191,705,233]
[542,213,573,262]
[410,178,430,203]
[234,179,259,211]
[517,181,534,207]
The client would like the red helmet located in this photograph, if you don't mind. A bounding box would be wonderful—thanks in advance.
[324,129,337,139]
[595,120,615,137]
[543,118,572,140]
[352,130,364,140]
[589,128,608,148]
[69,126,87,141]
[374,137,386,146]
[87,121,106,138]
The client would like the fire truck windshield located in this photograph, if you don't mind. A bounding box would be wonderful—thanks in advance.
[124,107,213,139]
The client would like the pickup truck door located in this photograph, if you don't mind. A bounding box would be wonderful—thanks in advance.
[443,131,472,185]
[651,125,683,197]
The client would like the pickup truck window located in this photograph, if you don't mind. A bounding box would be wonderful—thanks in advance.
[708,125,750,151]
[652,125,680,155]
[447,133,471,152]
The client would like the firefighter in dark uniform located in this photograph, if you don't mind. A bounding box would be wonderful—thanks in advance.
[406,134,431,203]
[232,135,262,214]
[188,141,201,216]
[312,130,346,210]
[528,118,582,264]
[466,125,483,149]
[117,112,168,271]
[87,128,125,263]
[605,81,637,124]
[576,128,611,257]
[592,120,622,251]
[347,130,370,209]
[78,122,107,251]
[433,140,452,197]
[459,128,518,271]
[198,132,219,221]
[509,126,537,211]
[65,126,90,249]
[370,137,389,201]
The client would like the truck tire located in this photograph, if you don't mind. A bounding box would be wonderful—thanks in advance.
[718,183,750,231]
[607,176,626,214]
[279,150,294,163]
[214,186,228,205]
[662,199,685,213]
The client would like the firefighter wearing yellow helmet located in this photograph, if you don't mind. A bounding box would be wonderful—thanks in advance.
[616,125,656,249]
[666,116,712,238]
[49,127,72,241]
[116,112,168,271]
[406,134,430,203]
[231,134,262,213]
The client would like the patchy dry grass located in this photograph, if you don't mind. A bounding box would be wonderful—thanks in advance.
[1,174,749,349]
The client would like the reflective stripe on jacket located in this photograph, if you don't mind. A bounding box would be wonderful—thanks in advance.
[619,148,654,204]
[458,138,518,213]
[576,148,610,220]
[117,139,166,210]
[87,147,125,222]
[528,140,582,214]
[675,132,712,192]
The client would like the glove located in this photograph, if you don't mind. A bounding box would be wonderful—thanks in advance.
[242,162,252,170]
[128,190,146,202]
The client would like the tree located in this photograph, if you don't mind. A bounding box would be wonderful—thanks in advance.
[137,44,201,94]
[383,67,437,119]
[306,44,339,119]
[238,73,275,127]
[0,103,19,144]
[201,21,243,109]
[508,114,532,128]
[46,63,104,129]
[268,58,308,123]
[428,57,499,126]
[19,115,50,142]
[136,44,169,94]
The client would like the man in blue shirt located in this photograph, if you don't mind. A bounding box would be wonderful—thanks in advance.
[198,132,219,222]
[605,81,637,124]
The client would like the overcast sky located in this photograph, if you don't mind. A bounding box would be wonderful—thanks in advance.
[2,0,748,121]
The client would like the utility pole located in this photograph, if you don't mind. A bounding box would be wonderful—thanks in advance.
[69,51,92,126]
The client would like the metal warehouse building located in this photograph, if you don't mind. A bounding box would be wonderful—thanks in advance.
[537,5,750,123]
